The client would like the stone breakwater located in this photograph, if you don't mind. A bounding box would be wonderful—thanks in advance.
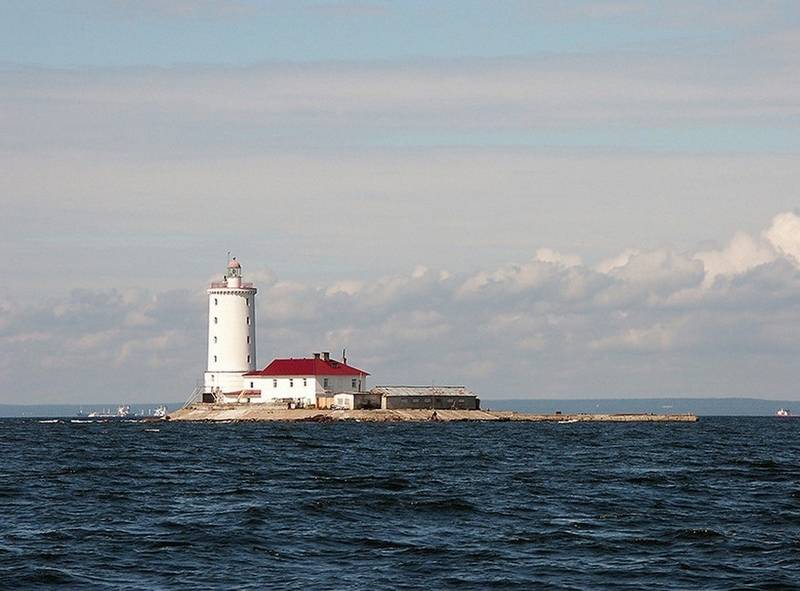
[168,404,699,423]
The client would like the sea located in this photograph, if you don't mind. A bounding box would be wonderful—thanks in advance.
[1,417,798,590]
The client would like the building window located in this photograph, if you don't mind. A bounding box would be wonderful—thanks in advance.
[323,378,329,388]
[303,378,307,387]
[289,378,294,388]
[214,298,218,306]
[351,378,357,389]
[214,317,218,324]
[213,336,217,343]
[273,379,277,388]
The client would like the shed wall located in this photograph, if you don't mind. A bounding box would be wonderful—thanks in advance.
[382,396,478,410]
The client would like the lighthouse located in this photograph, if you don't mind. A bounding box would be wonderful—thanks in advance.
[204,258,257,399]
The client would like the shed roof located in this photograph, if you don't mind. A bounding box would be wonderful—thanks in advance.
[371,386,475,397]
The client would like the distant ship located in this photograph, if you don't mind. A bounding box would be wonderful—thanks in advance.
[84,405,132,419]
[75,405,167,420]
[776,408,791,417]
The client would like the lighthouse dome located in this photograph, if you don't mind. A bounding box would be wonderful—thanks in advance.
[227,258,241,269]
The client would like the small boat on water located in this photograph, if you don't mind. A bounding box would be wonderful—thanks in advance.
[776,408,791,417]
[78,405,132,419]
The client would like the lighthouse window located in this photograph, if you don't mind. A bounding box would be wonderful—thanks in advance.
[213,336,217,343]
[250,382,254,389]
[247,355,250,363]
[214,298,218,306]
[246,298,250,307]
[214,355,217,362]
[273,379,277,388]
[289,378,294,388]
[246,336,250,344]
[303,378,307,387]
[214,317,218,324]
[247,316,250,325]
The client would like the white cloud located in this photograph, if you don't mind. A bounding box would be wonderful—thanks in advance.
[608,250,702,287]
[325,280,364,297]
[595,249,639,274]
[535,248,582,268]
[262,281,320,322]
[694,212,800,287]
[695,232,777,286]
[765,211,800,262]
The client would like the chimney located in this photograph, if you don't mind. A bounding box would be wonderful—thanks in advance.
[322,351,330,361]
[313,352,321,360]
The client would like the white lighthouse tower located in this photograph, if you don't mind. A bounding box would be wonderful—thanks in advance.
[204,258,257,399]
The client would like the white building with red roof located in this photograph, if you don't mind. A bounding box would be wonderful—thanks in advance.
[241,352,369,406]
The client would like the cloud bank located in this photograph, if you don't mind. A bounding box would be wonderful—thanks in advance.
[3,212,800,403]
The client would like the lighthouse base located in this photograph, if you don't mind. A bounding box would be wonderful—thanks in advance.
[203,370,246,398]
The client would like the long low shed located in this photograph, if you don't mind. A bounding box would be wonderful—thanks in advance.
[372,386,479,410]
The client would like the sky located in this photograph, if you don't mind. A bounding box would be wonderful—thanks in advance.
[1,0,800,403]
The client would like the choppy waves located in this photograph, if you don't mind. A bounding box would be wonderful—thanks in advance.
[1,418,799,589]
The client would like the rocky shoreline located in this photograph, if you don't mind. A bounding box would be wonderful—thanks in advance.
[168,404,699,423]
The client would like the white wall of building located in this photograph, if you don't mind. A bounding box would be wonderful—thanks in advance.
[247,375,317,405]
[237,373,368,406]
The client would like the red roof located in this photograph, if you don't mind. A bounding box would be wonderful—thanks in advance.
[244,357,369,377]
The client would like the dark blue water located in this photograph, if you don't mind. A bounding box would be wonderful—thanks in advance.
[1,418,798,590]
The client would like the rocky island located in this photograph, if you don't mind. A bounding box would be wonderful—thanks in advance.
[168,404,699,423]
